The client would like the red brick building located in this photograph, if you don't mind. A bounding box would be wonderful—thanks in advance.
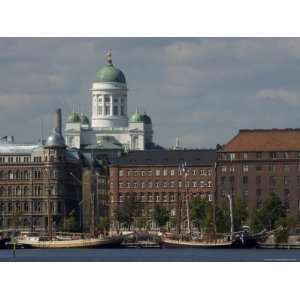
[217,129,300,212]
[109,150,216,230]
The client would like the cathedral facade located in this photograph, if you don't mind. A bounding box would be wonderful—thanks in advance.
[64,52,155,151]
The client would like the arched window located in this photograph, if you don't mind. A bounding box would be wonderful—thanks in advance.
[7,186,12,196]
[0,187,4,196]
[23,186,28,196]
[8,170,13,180]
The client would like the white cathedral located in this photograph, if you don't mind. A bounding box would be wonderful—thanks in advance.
[64,51,156,151]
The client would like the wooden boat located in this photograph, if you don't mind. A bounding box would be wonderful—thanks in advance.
[16,235,123,249]
[161,236,232,248]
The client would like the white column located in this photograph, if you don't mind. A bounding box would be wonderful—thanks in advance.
[110,95,113,116]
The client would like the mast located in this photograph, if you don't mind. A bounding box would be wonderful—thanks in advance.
[227,193,234,240]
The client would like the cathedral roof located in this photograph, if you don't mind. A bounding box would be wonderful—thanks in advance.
[45,128,65,148]
[141,113,152,124]
[130,111,144,123]
[68,112,81,123]
[80,113,90,125]
[95,51,126,84]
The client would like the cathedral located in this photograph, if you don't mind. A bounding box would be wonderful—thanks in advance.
[64,51,156,151]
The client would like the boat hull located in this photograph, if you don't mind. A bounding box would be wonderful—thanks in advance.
[161,238,232,248]
[17,237,123,249]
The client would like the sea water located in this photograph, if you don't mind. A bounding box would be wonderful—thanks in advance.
[0,248,299,262]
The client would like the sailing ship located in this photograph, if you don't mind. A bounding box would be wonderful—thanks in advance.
[16,233,123,249]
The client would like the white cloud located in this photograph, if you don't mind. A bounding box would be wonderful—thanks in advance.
[256,88,300,107]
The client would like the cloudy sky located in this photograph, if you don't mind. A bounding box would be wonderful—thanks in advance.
[1,37,300,148]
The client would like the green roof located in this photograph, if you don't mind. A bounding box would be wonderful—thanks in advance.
[96,64,126,84]
[80,113,90,125]
[68,112,81,123]
[130,111,144,123]
[141,113,152,124]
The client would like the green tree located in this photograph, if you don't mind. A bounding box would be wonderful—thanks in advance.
[98,216,110,235]
[135,216,147,230]
[152,204,169,230]
[215,201,230,233]
[190,197,213,237]
[233,197,248,231]
[115,195,140,229]
[250,193,287,233]
[64,210,78,232]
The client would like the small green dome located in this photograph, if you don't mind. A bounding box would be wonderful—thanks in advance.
[68,112,81,123]
[96,64,126,84]
[141,113,152,125]
[80,113,90,125]
[130,111,144,123]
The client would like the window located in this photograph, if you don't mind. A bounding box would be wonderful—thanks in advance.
[148,170,153,176]
[256,176,261,184]
[229,167,235,173]
[221,166,227,173]
[192,181,197,188]
[163,169,168,176]
[243,153,248,160]
[268,165,275,172]
[133,182,138,188]
[178,181,182,188]
[119,170,124,176]
[256,152,262,159]
[243,190,249,197]
[170,169,175,176]
[208,180,212,188]
[155,169,160,176]
[141,182,145,189]
[155,181,160,188]
[141,171,146,176]
[230,153,236,160]
[192,170,197,176]
[270,152,277,159]
[256,189,262,197]
[243,165,249,173]
[113,105,118,116]
[148,181,153,188]
[221,176,226,185]
[284,165,290,173]
[256,165,262,171]
[243,176,248,184]
[119,182,123,188]
[284,152,289,159]
[208,170,212,176]
[127,182,131,188]
[200,180,205,188]
[229,176,234,184]
[200,169,207,176]
[269,176,276,186]
[170,181,175,188]
[104,97,110,115]
[284,176,289,186]
[163,181,168,188]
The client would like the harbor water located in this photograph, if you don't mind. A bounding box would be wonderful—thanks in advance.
[0,248,300,262]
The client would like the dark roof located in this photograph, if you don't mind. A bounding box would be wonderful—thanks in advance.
[113,149,216,166]
[223,129,300,152]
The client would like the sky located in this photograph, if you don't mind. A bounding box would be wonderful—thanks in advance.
[1,37,300,149]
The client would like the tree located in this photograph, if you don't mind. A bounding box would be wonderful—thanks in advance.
[135,216,147,230]
[64,210,78,232]
[152,204,169,230]
[215,201,230,233]
[190,197,213,238]
[98,216,110,235]
[250,193,287,233]
[233,197,248,231]
[115,194,140,229]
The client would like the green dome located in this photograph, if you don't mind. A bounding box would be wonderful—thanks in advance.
[80,113,90,125]
[96,64,126,84]
[68,112,81,123]
[130,111,144,123]
[141,113,152,124]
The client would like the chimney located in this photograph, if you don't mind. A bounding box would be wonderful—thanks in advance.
[55,108,62,136]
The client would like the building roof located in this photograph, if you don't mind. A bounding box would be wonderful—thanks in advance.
[223,129,300,152]
[45,128,65,148]
[130,111,144,123]
[113,149,216,166]
[0,144,40,155]
[96,64,126,84]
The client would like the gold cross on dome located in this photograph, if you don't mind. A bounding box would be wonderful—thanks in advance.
[107,49,112,64]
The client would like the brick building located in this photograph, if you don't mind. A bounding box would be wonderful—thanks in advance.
[217,129,300,213]
[0,110,82,232]
[109,149,216,230]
